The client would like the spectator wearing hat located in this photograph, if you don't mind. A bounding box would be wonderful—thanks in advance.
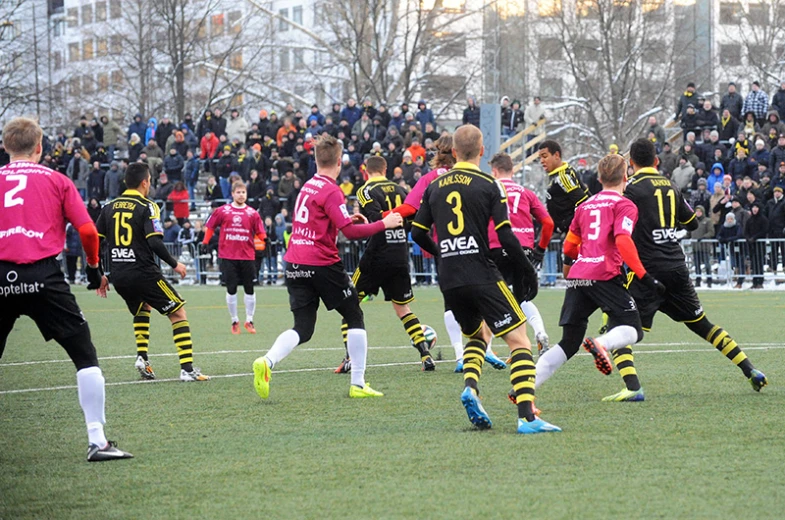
[672,155,695,191]
[215,146,237,198]
[761,109,785,137]
[689,205,715,287]
[691,177,712,209]
[676,82,697,120]
[658,141,678,176]
[415,100,435,131]
[707,162,725,193]
[750,139,770,168]
[718,108,739,143]
[226,109,250,143]
[744,201,769,288]
[742,81,769,126]
[502,99,524,137]
[766,185,785,271]
[681,142,700,167]
[690,161,707,190]
[696,99,719,130]
[721,82,744,120]
[462,96,481,127]
[768,134,785,172]
[309,104,326,127]
[728,147,755,180]
[680,103,700,138]
[773,161,785,190]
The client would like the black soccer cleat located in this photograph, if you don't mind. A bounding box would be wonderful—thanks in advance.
[421,355,437,371]
[334,356,351,374]
[87,441,134,462]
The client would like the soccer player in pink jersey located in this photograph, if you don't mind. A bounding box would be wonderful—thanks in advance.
[487,152,554,356]
[390,135,508,371]
[534,154,665,398]
[252,135,403,399]
[0,118,132,462]
[203,181,267,334]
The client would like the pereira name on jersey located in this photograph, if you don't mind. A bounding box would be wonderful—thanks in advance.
[285,174,353,266]
[568,191,638,281]
[0,161,92,264]
[206,204,263,261]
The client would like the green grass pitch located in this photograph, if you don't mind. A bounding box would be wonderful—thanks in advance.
[1,286,784,519]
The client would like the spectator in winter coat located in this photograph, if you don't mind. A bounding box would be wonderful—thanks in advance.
[87,198,102,223]
[162,218,181,244]
[645,116,667,144]
[691,178,712,210]
[67,151,90,199]
[226,109,250,143]
[689,205,715,287]
[744,202,769,287]
[181,125,198,152]
[168,181,190,225]
[277,170,297,199]
[768,134,785,172]
[742,81,769,125]
[706,163,725,193]
[690,162,707,191]
[750,139,770,168]
[204,175,222,203]
[340,99,362,128]
[709,183,726,225]
[671,156,695,190]
[156,117,176,150]
[721,82,744,120]
[462,96,480,127]
[200,131,220,161]
[681,142,700,167]
[761,110,785,137]
[415,100,435,131]
[676,82,697,119]
[718,109,739,142]
[100,115,124,155]
[406,138,426,162]
[352,113,371,138]
[771,81,785,122]
[211,108,227,138]
[376,104,391,129]
[144,117,157,146]
[197,109,214,139]
[657,142,678,176]
[183,150,200,206]
[86,162,105,201]
[389,108,404,131]
[164,148,185,181]
[128,113,145,143]
[258,188,281,220]
[168,131,190,159]
[728,148,755,179]
[104,161,123,199]
[696,100,719,130]
[680,104,700,137]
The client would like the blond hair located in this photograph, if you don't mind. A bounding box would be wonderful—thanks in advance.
[3,117,43,156]
[598,154,627,186]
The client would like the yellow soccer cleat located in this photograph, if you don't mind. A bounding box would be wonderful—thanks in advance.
[349,384,384,398]
[602,388,645,402]
[253,357,271,399]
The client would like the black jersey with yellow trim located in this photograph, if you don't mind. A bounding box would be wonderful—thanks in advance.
[356,176,409,265]
[96,189,166,278]
[624,167,698,270]
[413,161,510,290]
[546,162,590,233]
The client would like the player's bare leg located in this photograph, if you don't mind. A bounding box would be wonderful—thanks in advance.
[167,307,209,381]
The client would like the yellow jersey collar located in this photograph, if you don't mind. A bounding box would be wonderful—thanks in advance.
[122,189,145,197]
[453,161,482,172]
[549,162,569,176]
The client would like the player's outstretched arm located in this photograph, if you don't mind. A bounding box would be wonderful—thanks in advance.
[498,224,538,301]
[411,223,438,256]
[147,234,180,270]
[615,234,665,295]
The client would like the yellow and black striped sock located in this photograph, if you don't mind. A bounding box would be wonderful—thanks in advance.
[400,313,428,356]
[463,339,486,392]
[134,310,151,360]
[612,346,641,391]
[172,320,194,372]
[705,324,753,377]
[340,321,349,357]
[509,349,536,421]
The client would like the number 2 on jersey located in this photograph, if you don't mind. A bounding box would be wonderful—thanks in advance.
[3,174,27,208]
[113,212,133,246]
[654,188,676,228]
[446,191,464,235]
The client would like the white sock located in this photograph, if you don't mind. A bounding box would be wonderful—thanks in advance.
[346,329,368,388]
[226,293,238,323]
[444,311,464,360]
[264,329,300,369]
[244,293,256,323]
[597,325,638,352]
[535,344,568,389]
[77,366,108,447]
[520,301,547,338]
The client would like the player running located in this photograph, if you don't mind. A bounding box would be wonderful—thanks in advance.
[389,135,508,372]
[487,152,554,354]
[0,117,132,461]
[334,156,436,373]
[534,154,663,400]
[252,135,403,399]
[96,163,209,382]
[412,125,560,434]
[537,140,589,276]
[202,181,266,334]
[618,138,767,395]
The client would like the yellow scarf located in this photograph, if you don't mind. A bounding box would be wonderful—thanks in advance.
[722,115,731,128]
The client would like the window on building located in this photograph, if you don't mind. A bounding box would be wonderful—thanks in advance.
[278,8,289,31]
[749,45,771,64]
[81,4,92,25]
[70,76,81,97]
[720,44,741,66]
[96,2,106,22]
[83,75,94,95]
[67,7,78,27]
[538,37,562,60]
[433,32,466,57]
[53,19,65,36]
[110,35,122,54]
[97,38,107,57]
[211,13,224,37]
[228,11,242,34]
[111,70,123,88]
[98,73,109,92]
[540,77,563,98]
[748,3,769,25]
[231,94,244,106]
[538,0,561,17]
[421,74,466,100]
[575,0,598,18]
[110,0,121,19]
[292,5,303,24]
[575,39,599,61]
[68,42,80,62]
[719,2,742,24]
[196,20,207,40]
[230,52,243,70]
[293,48,304,67]
[280,48,290,71]
[83,39,94,60]
[642,0,665,20]
[54,51,63,70]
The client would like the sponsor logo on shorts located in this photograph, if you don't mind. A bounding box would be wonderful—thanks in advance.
[494,313,513,329]
[286,265,314,278]
[0,226,44,240]
[1,271,44,297]
[161,300,177,312]
[695,306,703,316]
[565,279,594,288]
[402,290,413,299]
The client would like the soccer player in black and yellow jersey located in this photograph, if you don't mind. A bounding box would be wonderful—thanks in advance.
[334,156,436,372]
[96,163,209,382]
[611,139,766,398]
[412,125,560,434]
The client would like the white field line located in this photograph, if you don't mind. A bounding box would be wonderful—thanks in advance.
[0,343,782,396]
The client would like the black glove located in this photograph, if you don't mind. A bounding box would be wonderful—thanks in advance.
[199,243,208,254]
[641,273,666,297]
[562,254,574,266]
[531,246,546,268]
[86,265,103,290]
[521,269,539,302]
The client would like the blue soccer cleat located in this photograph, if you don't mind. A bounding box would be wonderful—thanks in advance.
[517,418,562,434]
[460,387,492,429]
[485,350,507,370]
[454,360,464,373]
[749,369,768,392]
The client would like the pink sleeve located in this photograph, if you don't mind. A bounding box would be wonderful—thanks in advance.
[341,220,386,240]
[205,208,222,230]
[528,192,550,223]
[404,177,429,210]
[613,200,638,237]
[325,188,353,230]
[62,178,92,229]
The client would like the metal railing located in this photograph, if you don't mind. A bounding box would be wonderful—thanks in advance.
[499,119,547,174]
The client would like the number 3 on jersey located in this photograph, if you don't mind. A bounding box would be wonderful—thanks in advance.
[587,209,601,240]
[446,191,464,235]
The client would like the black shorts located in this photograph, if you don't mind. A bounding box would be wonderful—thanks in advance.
[285,261,357,311]
[0,258,88,347]
[442,281,526,337]
[222,258,257,293]
[489,247,534,302]
[351,257,413,304]
[627,266,704,330]
[112,273,186,316]
[559,276,642,334]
